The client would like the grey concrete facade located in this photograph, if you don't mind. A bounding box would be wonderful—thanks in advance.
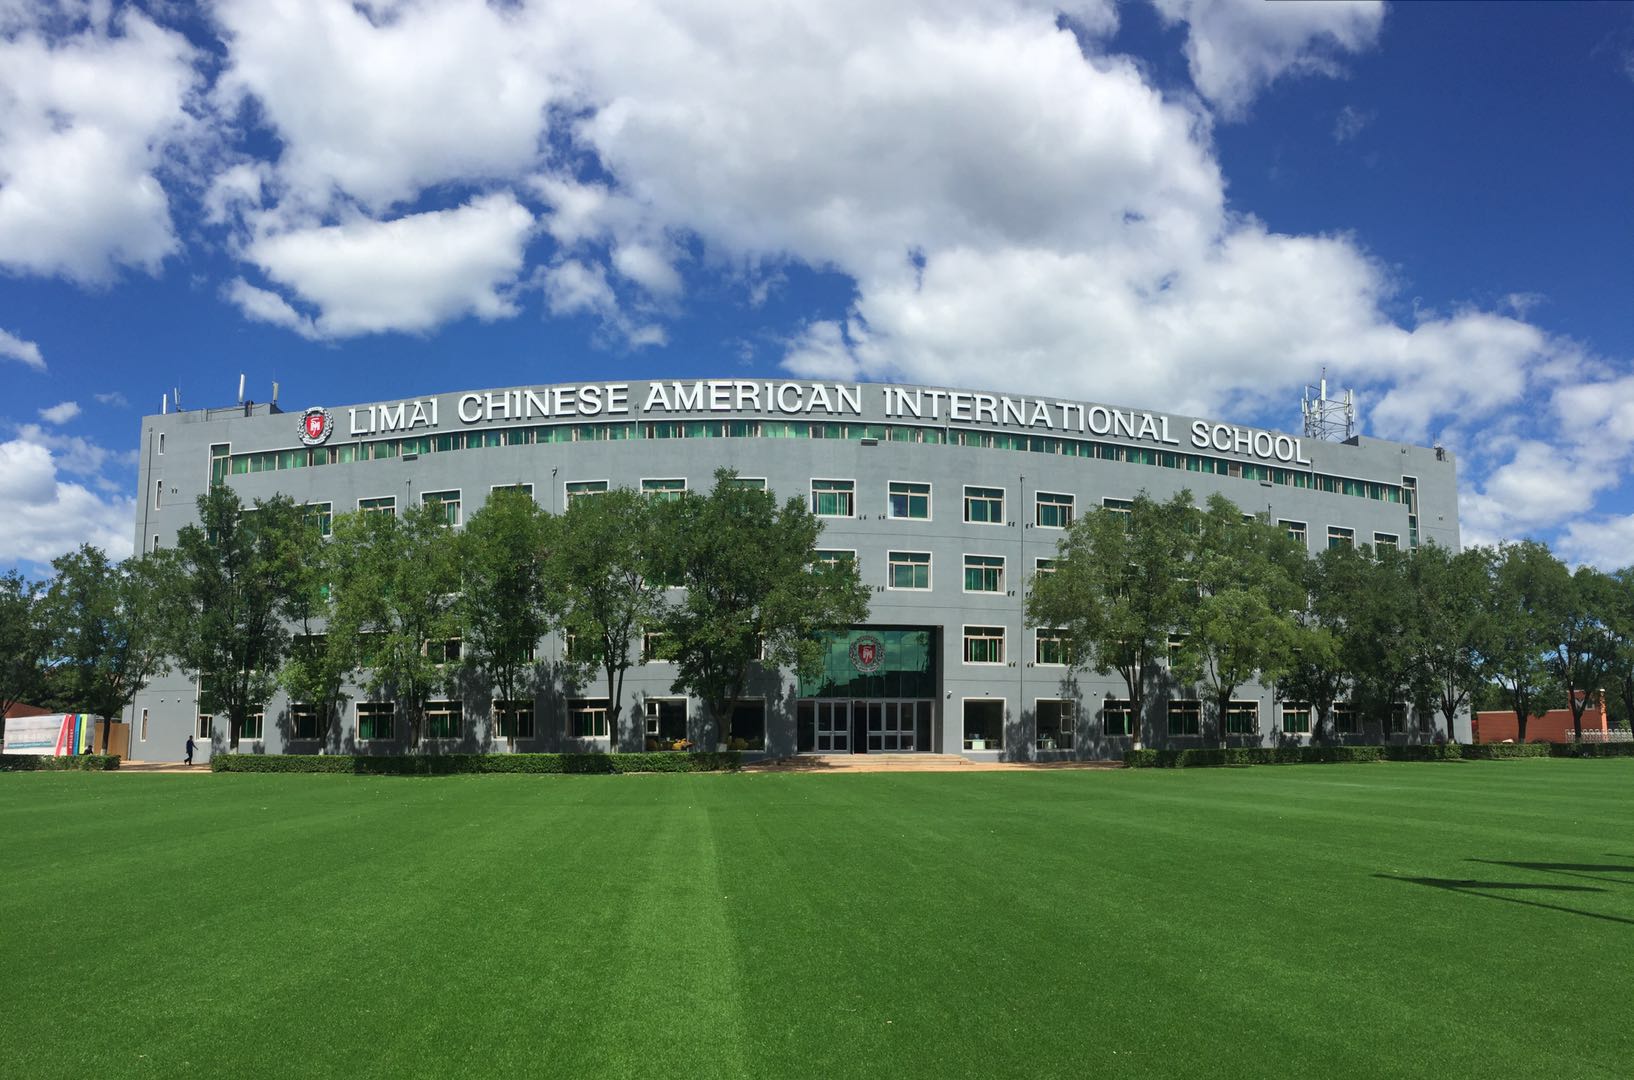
[128,378,1463,762]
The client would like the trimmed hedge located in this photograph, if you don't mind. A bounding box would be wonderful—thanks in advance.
[1550,741,1634,759]
[0,754,122,772]
[1464,742,1552,759]
[210,751,741,775]
[1121,743,1586,768]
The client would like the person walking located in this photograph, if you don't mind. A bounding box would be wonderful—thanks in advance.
[184,735,195,767]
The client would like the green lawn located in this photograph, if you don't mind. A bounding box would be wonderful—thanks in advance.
[3,762,1631,1079]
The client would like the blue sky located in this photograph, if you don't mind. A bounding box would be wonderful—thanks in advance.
[2,0,1631,572]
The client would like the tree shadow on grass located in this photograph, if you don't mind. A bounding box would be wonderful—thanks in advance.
[1467,860,1634,886]
[1375,875,1634,927]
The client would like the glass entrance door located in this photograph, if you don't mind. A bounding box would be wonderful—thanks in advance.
[859,700,918,752]
[815,700,849,752]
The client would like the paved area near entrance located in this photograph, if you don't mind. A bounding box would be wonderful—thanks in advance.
[117,760,209,774]
[743,753,1121,772]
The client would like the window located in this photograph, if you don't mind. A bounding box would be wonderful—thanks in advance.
[1224,701,1258,736]
[290,703,323,741]
[1281,702,1311,736]
[1389,703,1408,735]
[1332,701,1358,735]
[642,478,687,501]
[1034,558,1057,575]
[239,711,264,741]
[1167,699,1201,736]
[491,483,534,499]
[964,485,1004,524]
[888,551,931,590]
[724,477,766,490]
[642,630,672,663]
[963,625,1005,664]
[727,700,766,751]
[1103,498,1132,516]
[1167,634,1187,666]
[565,480,608,505]
[151,534,160,553]
[425,701,462,740]
[358,702,395,742]
[495,700,535,740]
[304,502,333,537]
[963,554,1004,593]
[1036,700,1075,751]
[196,714,212,739]
[569,698,610,739]
[1280,520,1307,546]
[888,481,931,520]
[210,443,230,485]
[153,478,163,509]
[813,550,855,572]
[430,638,462,664]
[1374,532,1399,551]
[422,490,461,526]
[1035,628,1070,666]
[157,432,166,455]
[963,700,1004,751]
[1036,492,1073,529]
[1103,698,1133,737]
[359,496,395,517]
[1327,526,1354,550]
[811,479,855,517]
[645,698,688,744]
[140,708,148,741]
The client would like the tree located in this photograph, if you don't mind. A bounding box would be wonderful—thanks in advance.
[43,546,170,750]
[1544,566,1618,742]
[329,502,461,747]
[1173,495,1303,747]
[1027,489,1195,745]
[549,488,666,751]
[1479,540,1566,743]
[0,570,52,743]
[277,507,353,746]
[459,489,557,740]
[1404,543,1488,744]
[1605,568,1634,732]
[161,487,313,748]
[659,469,870,748]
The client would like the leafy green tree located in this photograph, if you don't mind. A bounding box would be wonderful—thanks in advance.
[43,546,171,750]
[1544,566,1618,742]
[1174,495,1303,746]
[1027,489,1195,745]
[1478,540,1566,742]
[550,488,666,750]
[1404,543,1489,744]
[1605,568,1634,731]
[329,502,461,747]
[1321,544,1420,737]
[161,487,313,748]
[276,509,352,746]
[658,469,870,748]
[0,570,52,742]
[459,489,558,739]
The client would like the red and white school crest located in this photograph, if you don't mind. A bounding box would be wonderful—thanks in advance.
[298,406,334,446]
[849,634,884,674]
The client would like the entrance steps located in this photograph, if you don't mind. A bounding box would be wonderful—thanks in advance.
[744,754,1120,773]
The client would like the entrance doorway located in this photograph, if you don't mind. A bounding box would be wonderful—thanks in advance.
[798,699,934,753]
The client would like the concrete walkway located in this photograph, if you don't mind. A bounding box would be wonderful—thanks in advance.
[743,753,1122,773]
[118,760,210,774]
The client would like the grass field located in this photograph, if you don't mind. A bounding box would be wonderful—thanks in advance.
[3,762,1631,1079]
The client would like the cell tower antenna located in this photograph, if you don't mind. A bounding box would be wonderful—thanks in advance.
[1302,368,1355,441]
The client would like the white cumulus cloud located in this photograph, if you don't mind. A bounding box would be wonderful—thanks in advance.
[0,327,45,370]
[38,401,80,424]
[0,434,133,566]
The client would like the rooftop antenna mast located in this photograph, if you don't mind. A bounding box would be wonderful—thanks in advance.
[1302,368,1355,441]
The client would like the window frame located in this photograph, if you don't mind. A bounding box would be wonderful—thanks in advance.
[810,478,857,518]
[358,495,396,517]
[641,477,688,501]
[1034,698,1076,752]
[962,553,1006,594]
[1034,628,1071,667]
[1167,699,1202,737]
[356,701,396,743]
[886,550,932,591]
[963,485,1005,525]
[1224,700,1259,736]
[962,625,1006,666]
[1327,526,1355,550]
[424,699,463,741]
[1280,701,1312,736]
[567,697,612,740]
[1035,491,1074,529]
[1103,697,1134,737]
[1280,520,1308,546]
[564,479,610,506]
[421,489,462,527]
[887,480,932,521]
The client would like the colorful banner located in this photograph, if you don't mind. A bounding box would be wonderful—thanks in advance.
[3,714,96,756]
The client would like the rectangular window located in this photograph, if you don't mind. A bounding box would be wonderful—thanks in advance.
[153,478,163,509]
[964,486,1004,524]
[1280,520,1307,546]
[1374,532,1399,551]
[1389,703,1408,735]
[495,700,535,739]
[1036,492,1074,529]
[1103,497,1132,516]
[1036,699,1076,751]
[240,711,264,741]
[1035,628,1071,666]
[196,714,212,739]
[157,432,166,455]
[140,708,148,741]
[1167,699,1201,736]
[1332,701,1358,735]
[1281,702,1311,735]
[1103,698,1133,737]
[357,702,395,742]
[645,698,688,746]
[642,631,672,663]
[430,638,461,664]
[1327,526,1354,550]
[565,480,608,505]
[304,502,333,537]
[568,698,610,739]
[425,700,462,740]
[642,478,687,501]
[963,625,1005,664]
[887,550,931,590]
[359,496,395,517]
[724,477,767,490]
[813,549,855,572]
[210,443,230,486]
[1224,701,1258,736]
[963,554,1004,593]
[888,481,931,520]
[422,490,461,526]
[290,703,323,741]
[491,483,534,499]
[811,479,855,517]
[1034,558,1057,575]
[150,534,160,553]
